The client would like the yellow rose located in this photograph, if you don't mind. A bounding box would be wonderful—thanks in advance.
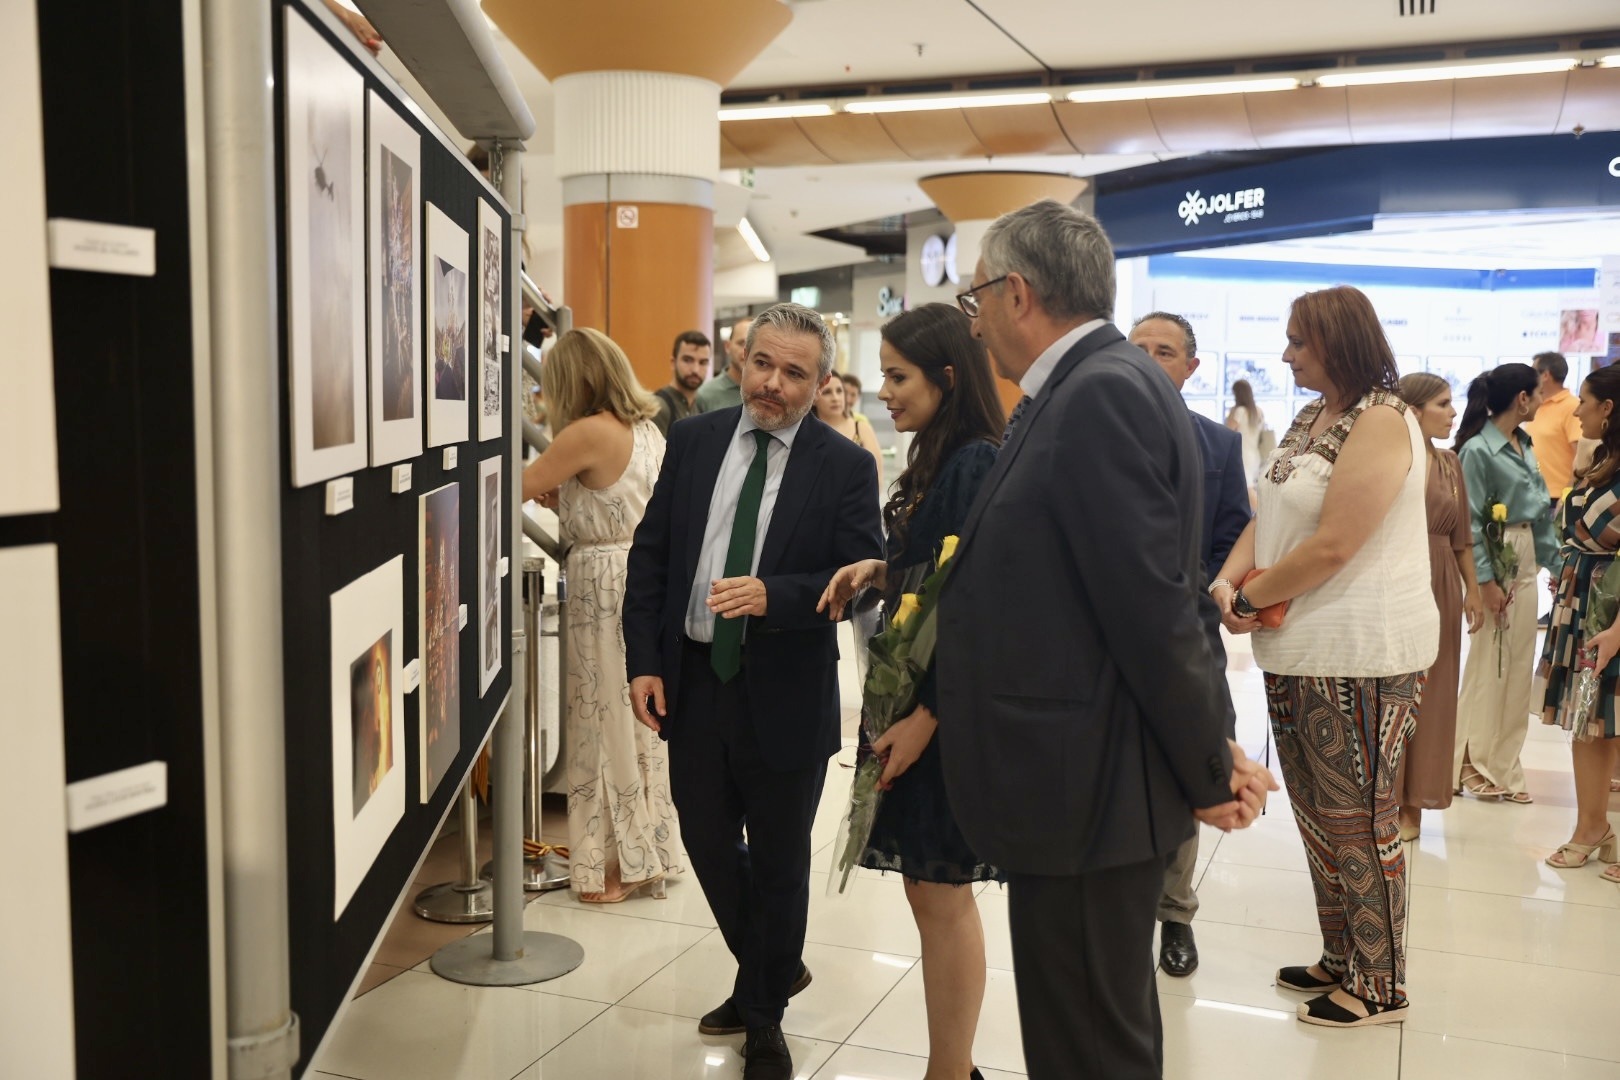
[1491,503,1508,523]
[938,534,959,568]
[893,593,921,628]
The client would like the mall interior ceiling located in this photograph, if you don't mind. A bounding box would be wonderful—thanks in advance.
[370,0,1620,285]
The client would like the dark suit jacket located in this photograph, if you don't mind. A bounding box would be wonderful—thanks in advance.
[936,324,1235,876]
[1191,413,1251,579]
[623,407,884,771]
[1190,410,1250,739]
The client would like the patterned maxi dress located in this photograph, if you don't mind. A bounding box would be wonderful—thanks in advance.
[559,420,684,891]
[1538,476,1620,740]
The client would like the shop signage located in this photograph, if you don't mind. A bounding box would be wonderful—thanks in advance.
[920,234,949,287]
[1177,187,1265,226]
[1609,156,1620,178]
[877,285,904,317]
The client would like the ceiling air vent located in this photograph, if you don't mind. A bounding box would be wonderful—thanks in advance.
[1399,0,1436,14]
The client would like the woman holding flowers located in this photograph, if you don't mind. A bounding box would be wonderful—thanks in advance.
[1394,374,1486,841]
[818,303,1005,1080]
[1452,363,1558,803]
[1540,363,1620,876]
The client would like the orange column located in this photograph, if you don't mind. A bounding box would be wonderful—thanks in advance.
[487,0,790,395]
[919,171,1092,418]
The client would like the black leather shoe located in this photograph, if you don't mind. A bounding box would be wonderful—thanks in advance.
[742,1025,793,1080]
[697,964,812,1035]
[1159,922,1198,977]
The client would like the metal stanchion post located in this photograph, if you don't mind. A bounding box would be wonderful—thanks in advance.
[430,142,581,986]
[412,783,494,923]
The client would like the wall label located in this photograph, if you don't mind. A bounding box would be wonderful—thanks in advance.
[66,761,167,833]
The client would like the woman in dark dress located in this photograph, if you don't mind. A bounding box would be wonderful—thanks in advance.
[819,303,1005,1080]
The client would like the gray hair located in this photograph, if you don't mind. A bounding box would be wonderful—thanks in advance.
[1133,310,1197,358]
[745,302,836,378]
[980,198,1115,322]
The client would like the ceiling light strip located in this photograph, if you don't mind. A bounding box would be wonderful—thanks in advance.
[736,218,770,263]
[718,103,837,122]
[1315,57,1578,87]
[1065,77,1299,103]
[842,91,1053,114]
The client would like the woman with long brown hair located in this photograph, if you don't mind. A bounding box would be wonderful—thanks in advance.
[1394,374,1485,841]
[521,327,683,903]
[818,302,1006,1080]
[1540,363,1620,878]
[1226,378,1266,484]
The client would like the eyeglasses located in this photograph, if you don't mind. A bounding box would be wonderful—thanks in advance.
[955,275,1008,318]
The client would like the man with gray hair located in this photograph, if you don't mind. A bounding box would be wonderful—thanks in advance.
[624,303,883,1080]
[936,200,1276,1078]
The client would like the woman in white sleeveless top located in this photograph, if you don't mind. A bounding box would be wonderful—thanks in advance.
[522,328,684,903]
[1226,378,1266,485]
[1209,287,1438,1031]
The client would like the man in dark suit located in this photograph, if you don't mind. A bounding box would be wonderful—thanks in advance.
[1129,311,1253,979]
[623,303,883,1080]
[937,200,1276,1079]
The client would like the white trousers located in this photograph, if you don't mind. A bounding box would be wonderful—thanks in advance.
[1453,524,1539,794]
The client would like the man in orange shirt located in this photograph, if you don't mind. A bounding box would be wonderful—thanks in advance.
[1526,351,1581,501]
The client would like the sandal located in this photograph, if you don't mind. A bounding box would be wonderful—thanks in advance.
[1276,965,1340,992]
[1458,765,1505,800]
[578,873,667,904]
[1546,828,1617,868]
[1504,790,1534,805]
[1297,991,1408,1028]
[1602,864,1620,884]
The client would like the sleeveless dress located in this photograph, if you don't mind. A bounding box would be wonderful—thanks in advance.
[1228,405,1266,484]
[859,441,1005,885]
[559,420,683,891]
[1395,450,1471,808]
[1539,476,1620,740]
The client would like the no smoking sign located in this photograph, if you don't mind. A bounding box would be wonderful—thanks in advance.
[616,205,639,229]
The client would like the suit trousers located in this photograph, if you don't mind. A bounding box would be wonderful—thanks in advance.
[668,641,829,1029]
[1007,855,1170,1080]
[1156,833,1200,924]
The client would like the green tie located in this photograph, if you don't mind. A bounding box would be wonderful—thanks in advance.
[711,429,774,682]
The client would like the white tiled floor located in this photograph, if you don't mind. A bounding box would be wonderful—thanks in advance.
[312,630,1620,1079]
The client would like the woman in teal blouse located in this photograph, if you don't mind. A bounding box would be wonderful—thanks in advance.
[1452,363,1556,802]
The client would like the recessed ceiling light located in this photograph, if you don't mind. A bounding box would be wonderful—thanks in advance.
[736,218,771,263]
[718,103,836,122]
[843,91,1053,114]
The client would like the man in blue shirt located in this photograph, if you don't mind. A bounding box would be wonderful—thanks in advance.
[1129,311,1252,978]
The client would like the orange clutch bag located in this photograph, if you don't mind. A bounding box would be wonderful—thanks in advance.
[1240,568,1288,629]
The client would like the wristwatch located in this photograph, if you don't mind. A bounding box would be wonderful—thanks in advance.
[1232,588,1259,619]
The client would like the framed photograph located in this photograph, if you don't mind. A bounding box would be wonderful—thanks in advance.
[366,90,422,466]
[1560,309,1601,354]
[1426,356,1488,400]
[285,8,367,487]
[329,555,405,918]
[478,455,502,694]
[419,481,461,801]
[425,203,470,448]
[476,199,503,443]
[1223,353,1292,398]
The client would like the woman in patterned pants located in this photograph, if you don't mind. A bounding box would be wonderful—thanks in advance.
[1211,286,1438,1029]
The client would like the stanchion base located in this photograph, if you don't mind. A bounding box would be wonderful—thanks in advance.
[479,853,570,892]
[429,930,584,986]
[413,881,494,924]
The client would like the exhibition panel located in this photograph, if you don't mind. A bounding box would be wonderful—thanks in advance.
[272,2,516,1070]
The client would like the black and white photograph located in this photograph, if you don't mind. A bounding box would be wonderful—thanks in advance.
[425,203,470,448]
[366,90,422,466]
[329,555,405,918]
[477,199,503,442]
[419,481,461,801]
[285,8,367,487]
[478,454,502,694]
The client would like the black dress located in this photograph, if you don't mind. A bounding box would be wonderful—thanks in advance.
[859,440,1005,885]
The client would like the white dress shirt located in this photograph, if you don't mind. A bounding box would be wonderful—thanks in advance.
[1020,318,1108,401]
[685,410,808,641]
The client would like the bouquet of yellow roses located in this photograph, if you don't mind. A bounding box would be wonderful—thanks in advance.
[1481,499,1518,676]
[830,535,958,893]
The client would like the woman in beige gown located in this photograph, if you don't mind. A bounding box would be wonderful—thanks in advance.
[1395,374,1485,840]
[522,328,683,902]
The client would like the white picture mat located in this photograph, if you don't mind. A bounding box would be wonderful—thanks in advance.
[0,0,58,518]
[329,555,407,919]
[366,90,422,466]
[478,454,502,694]
[419,481,462,800]
[0,545,74,1074]
[425,202,470,448]
[286,8,368,487]
[476,199,503,442]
